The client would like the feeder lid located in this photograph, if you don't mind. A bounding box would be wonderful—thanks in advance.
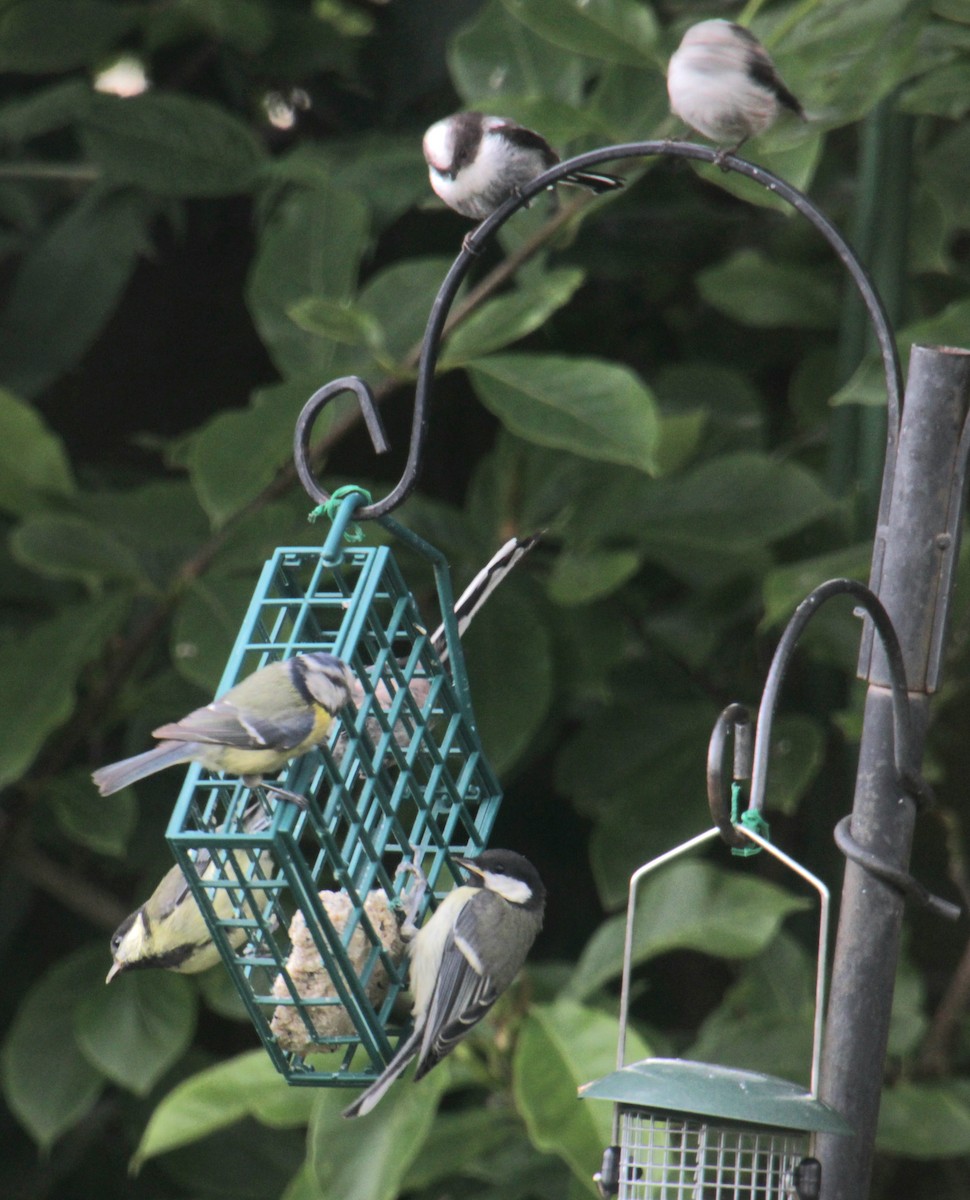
[578,1058,852,1135]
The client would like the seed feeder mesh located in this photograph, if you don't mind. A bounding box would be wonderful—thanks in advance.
[616,1109,807,1200]
[166,541,503,1086]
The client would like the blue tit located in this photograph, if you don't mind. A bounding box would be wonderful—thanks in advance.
[667,19,806,152]
[343,849,546,1118]
[106,804,275,981]
[92,652,354,797]
[422,112,623,221]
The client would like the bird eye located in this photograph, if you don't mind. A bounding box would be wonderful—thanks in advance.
[110,933,122,951]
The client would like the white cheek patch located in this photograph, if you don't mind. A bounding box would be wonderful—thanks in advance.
[482,870,532,906]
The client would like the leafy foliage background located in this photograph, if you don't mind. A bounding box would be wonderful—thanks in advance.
[1,0,970,1197]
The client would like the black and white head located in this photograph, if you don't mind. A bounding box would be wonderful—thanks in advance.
[455,848,546,913]
[292,653,355,712]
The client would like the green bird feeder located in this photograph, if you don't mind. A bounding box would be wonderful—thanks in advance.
[579,826,851,1199]
[165,481,503,1087]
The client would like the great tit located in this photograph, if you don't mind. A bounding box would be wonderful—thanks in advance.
[92,652,354,797]
[342,848,546,1119]
[422,112,623,221]
[667,19,806,153]
[106,804,275,981]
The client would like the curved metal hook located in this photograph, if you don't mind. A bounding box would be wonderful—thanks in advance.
[748,578,930,815]
[294,140,903,520]
[706,702,753,849]
[294,377,392,507]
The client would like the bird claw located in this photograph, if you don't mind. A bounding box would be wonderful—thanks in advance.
[395,859,429,940]
[256,782,309,809]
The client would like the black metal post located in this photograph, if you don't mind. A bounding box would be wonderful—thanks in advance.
[818,344,970,1199]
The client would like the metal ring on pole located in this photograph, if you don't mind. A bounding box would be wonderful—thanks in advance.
[292,140,904,521]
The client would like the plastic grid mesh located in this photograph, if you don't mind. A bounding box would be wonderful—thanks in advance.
[618,1108,809,1199]
[166,545,503,1085]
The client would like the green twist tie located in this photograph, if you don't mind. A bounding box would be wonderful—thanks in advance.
[732,802,770,857]
[308,485,374,544]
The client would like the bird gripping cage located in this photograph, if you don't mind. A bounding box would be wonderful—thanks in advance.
[166,416,504,1086]
[579,824,852,1200]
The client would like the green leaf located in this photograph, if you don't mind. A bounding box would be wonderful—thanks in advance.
[697,250,839,330]
[47,768,136,857]
[877,1081,970,1158]
[500,0,659,66]
[1,946,106,1148]
[11,513,149,588]
[171,574,261,691]
[185,376,331,525]
[469,354,659,473]
[764,715,826,816]
[580,453,836,587]
[0,79,93,142]
[309,1065,449,1200]
[450,0,586,108]
[569,862,809,999]
[514,1000,651,1194]
[74,971,197,1096]
[288,297,384,349]
[401,1109,524,1190]
[80,92,265,196]
[548,548,642,605]
[440,269,585,369]
[246,181,370,377]
[463,587,554,774]
[0,1,136,71]
[762,543,873,629]
[0,389,75,515]
[0,595,130,789]
[0,189,152,397]
[687,933,816,1086]
[134,1050,315,1166]
[357,256,456,366]
[900,61,970,118]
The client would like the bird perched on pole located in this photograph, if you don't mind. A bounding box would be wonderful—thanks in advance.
[666,19,806,154]
[92,653,355,798]
[342,848,545,1118]
[422,111,624,220]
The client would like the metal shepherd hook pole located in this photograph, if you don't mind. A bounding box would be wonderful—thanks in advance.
[817,344,970,1200]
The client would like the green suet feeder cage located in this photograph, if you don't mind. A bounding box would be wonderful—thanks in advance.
[166,485,503,1086]
[579,826,851,1199]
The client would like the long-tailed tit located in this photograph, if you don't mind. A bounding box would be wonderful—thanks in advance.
[423,111,623,220]
[667,19,805,153]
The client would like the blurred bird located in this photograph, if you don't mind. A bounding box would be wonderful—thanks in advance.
[666,19,805,153]
[106,804,274,981]
[92,652,354,797]
[422,112,623,220]
[343,848,545,1118]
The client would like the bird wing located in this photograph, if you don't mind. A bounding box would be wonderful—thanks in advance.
[153,697,316,751]
[412,896,503,1080]
[746,47,805,117]
[493,121,558,168]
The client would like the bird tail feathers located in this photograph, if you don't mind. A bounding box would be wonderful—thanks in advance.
[430,533,541,661]
[564,170,625,194]
[91,741,194,796]
[342,1031,420,1119]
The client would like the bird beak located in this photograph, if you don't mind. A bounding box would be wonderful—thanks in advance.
[105,960,123,984]
[453,856,483,879]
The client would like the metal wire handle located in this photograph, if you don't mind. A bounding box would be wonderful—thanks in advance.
[611,823,832,1151]
[293,140,903,520]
